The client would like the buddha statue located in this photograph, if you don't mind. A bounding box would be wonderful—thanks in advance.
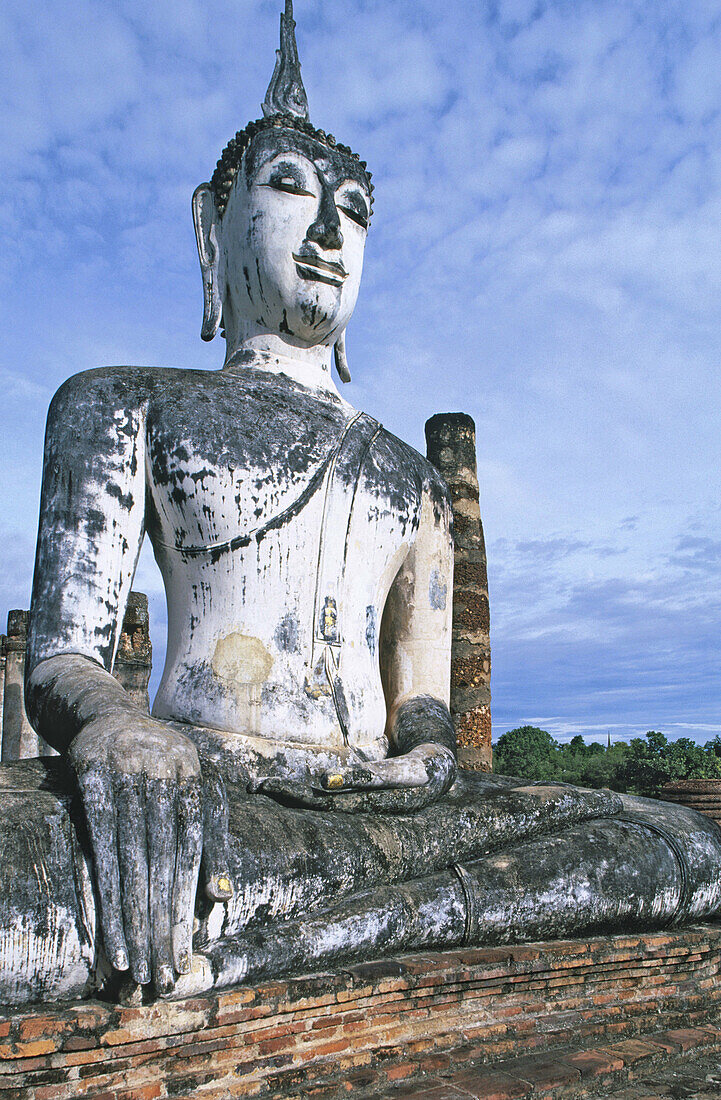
[2,0,721,1007]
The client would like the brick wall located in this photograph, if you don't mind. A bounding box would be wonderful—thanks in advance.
[2,925,721,1099]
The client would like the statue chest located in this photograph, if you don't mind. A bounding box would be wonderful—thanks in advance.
[145,394,426,747]
[143,391,424,595]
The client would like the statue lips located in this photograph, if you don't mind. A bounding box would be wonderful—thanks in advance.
[292,249,348,288]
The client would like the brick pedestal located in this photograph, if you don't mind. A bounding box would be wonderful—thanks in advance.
[661,780,721,826]
[2,925,721,1099]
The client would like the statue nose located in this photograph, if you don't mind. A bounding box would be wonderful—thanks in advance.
[306,188,344,251]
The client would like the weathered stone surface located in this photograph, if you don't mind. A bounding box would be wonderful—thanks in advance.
[18,0,462,1001]
[426,413,491,769]
[6,752,721,1007]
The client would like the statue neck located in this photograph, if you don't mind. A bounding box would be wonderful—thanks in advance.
[223,330,345,401]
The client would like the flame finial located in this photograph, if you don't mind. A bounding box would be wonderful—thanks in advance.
[210,0,373,222]
[262,1,310,121]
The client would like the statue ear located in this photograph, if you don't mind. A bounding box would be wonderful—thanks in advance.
[333,330,351,383]
[192,184,223,342]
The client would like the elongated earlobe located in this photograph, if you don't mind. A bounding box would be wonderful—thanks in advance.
[192,184,223,342]
[334,331,351,383]
[201,269,222,342]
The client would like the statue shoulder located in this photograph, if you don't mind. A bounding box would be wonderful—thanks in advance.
[50,364,152,407]
[46,365,190,430]
[374,427,453,515]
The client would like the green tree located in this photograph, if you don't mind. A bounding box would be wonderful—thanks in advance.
[553,736,626,788]
[494,727,721,797]
[494,729,630,789]
[706,736,721,759]
[493,726,558,781]
[617,731,721,797]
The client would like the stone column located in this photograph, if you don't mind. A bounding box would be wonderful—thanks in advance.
[112,591,153,713]
[1,610,53,759]
[425,413,491,770]
[0,635,5,737]
[0,593,152,761]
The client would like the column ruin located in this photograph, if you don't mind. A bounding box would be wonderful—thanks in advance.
[426,413,492,770]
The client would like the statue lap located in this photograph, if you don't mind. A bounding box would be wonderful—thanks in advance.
[3,755,721,1004]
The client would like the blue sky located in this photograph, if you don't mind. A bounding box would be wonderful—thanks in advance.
[1,0,720,745]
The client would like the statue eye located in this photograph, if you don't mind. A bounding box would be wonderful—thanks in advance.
[338,203,368,231]
[266,173,313,196]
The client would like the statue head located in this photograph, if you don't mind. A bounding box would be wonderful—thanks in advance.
[192,1,373,382]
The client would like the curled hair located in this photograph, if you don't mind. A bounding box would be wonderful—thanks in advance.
[210,113,374,219]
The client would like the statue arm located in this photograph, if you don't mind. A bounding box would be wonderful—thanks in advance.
[24,370,231,994]
[316,475,457,804]
[258,475,456,813]
[380,475,455,756]
[25,368,148,745]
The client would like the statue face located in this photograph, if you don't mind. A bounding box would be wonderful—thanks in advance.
[220,129,371,347]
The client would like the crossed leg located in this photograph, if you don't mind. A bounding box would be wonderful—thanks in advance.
[187,792,721,995]
[2,759,719,1006]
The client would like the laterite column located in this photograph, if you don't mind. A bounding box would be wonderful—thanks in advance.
[426,413,491,770]
[0,593,152,760]
[0,634,5,737]
[112,591,153,713]
[1,610,49,759]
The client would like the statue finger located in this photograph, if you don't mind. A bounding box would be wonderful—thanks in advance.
[172,779,202,975]
[423,745,457,798]
[256,776,335,809]
[145,777,177,994]
[321,757,428,792]
[201,761,233,902]
[320,764,381,791]
[115,774,151,985]
[77,766,129,972]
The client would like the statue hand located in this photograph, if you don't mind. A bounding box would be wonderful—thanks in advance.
[321,744,456,798]
[258,744,456,814]
[68,713,232,994]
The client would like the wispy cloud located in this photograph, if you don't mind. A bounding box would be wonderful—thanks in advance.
[1,0,720,743]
